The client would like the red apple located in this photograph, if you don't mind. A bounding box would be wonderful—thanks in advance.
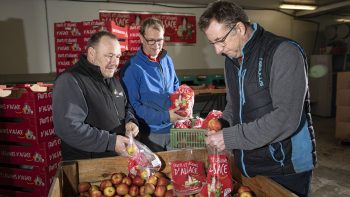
[239,191,253,197]
[208,118,222,131]
[90,189,102,197]
[132,175,145,186]
[139,185,145,196]
[164,190,174,197]
[237,185,251,194]
[129,185,139,196]
[111,172,125,185]
[122,176,132,186]
[146,175,158,185]
[103,186,116,197]
[100,179,113,191]
[154,185,166,197]
[144,183,155,194]
[157,176,169,186]
[78,182,91,193]
[116,183,129,195]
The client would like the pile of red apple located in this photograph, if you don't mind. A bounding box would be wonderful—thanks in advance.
[77,171,174,197]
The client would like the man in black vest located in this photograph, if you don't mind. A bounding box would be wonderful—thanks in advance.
[53,31,139,160]
[199,1,316,196]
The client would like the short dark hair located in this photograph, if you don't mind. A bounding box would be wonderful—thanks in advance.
[198,0,250,31]
[86,31,118,49]
[139,17,164,36]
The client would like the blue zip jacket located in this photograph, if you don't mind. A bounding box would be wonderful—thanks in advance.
[121,48,179,134]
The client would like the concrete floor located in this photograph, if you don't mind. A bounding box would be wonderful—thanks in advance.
[310,116,350,196]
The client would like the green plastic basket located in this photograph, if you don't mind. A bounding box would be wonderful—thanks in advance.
[170,128,207,149]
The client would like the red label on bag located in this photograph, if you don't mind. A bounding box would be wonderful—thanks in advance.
[202,154,233,197]
[171,160,206,195]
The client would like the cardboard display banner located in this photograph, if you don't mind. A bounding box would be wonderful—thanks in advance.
[99,12,196,44]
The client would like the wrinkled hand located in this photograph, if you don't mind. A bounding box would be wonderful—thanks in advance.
[205,130,226,152]
[169,107,185,123]
[115,135,129,156]
[125,122,139,137]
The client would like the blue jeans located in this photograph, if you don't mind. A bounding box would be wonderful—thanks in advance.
[269,170,313,197]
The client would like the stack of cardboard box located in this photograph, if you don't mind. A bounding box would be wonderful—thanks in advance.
[336,72,350,140]
[0,83,61,197]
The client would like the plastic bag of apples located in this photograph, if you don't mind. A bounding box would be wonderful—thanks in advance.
[126,135,162,180]
[169,84,194,118]
[201,110,234,197]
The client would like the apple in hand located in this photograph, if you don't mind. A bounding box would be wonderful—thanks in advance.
[237,185,251,194]
[103,186,116,197]
[208,118,222,132]
[239,191,253,197]
[127,144,138,156]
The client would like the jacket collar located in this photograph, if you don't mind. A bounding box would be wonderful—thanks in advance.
[138,45,168,64]
[79,55,107,81]
[241,23,264,58]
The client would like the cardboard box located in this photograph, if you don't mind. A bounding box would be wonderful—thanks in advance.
[337,72,350,90]
[0,187,48,197]
[48,149,296,197]
[0,116,54,144]
[0,84,52,119]
[0,137,62,166]
[336,89,350,106]
[54,21,83,38]
[0,161,59,196]
[336,121,350,139]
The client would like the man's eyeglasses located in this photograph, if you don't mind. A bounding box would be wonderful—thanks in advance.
[104,54,121,62]
[209,24,236,47]
[142,35,164,45]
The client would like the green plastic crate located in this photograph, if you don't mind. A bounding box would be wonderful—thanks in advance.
[170,128,207,149]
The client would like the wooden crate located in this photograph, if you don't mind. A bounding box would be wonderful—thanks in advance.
[48,149,296,197]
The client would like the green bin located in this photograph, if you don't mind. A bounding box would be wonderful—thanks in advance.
[170,128,207,149]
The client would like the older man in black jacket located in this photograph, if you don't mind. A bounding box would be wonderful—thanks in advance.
[53,31,138,160]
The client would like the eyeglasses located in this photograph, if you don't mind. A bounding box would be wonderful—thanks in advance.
[209,24,236,47]
[142,35,164,45]
[104,54,121,62]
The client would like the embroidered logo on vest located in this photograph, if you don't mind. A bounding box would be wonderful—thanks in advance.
[258,57,264,87]
[114,89,124,97]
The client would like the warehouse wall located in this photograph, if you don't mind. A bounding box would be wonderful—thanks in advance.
[0,0,318,76]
